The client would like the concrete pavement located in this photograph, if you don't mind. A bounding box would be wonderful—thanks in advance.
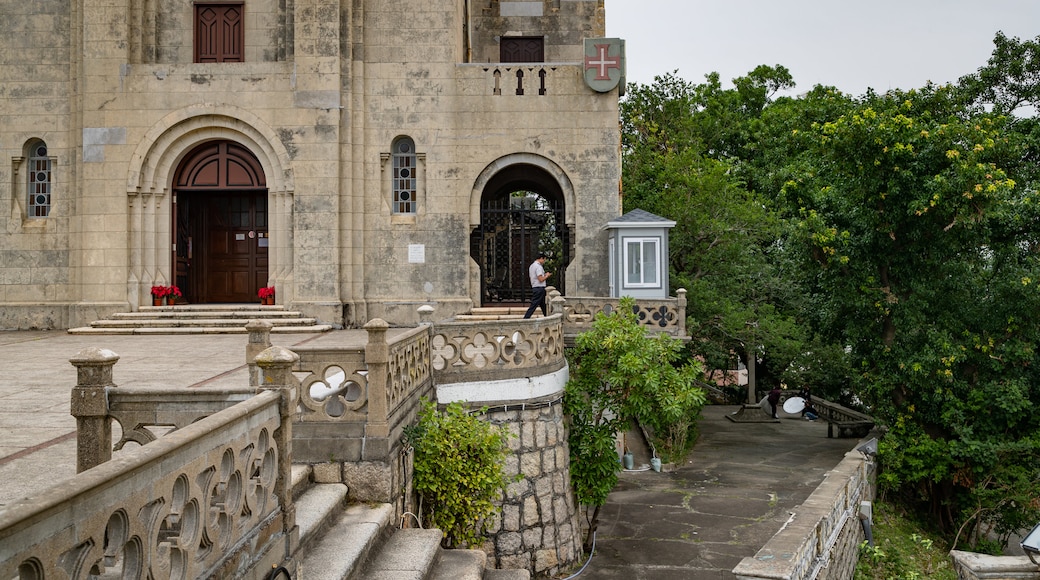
[582,406,860,579]
[0,330,860,579]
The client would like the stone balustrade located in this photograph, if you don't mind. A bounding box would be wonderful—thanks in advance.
[430,313,566,386]
[3,345,300,579]
[949,551,1040,579]
[558,289,688,339]
[457,63,583,98]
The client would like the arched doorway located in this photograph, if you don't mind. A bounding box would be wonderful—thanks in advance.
[470,163,573,306]
[173,141,268,303]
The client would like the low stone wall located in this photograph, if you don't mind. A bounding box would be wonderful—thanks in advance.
[732,446,876,580]
[949,551,1040,579]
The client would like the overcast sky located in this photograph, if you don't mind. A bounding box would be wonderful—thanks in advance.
[605,0,1040,97]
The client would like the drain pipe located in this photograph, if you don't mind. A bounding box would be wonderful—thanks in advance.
[859,501,874,547]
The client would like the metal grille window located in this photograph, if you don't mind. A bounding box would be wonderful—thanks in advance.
[28,142,51,218]
[392,138,417,214]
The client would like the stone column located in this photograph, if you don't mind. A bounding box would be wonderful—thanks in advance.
[69,347,119,473]
[550,294,565,316]
[255,345,301,547]
[676,288,687,336]
[363,318,390,442]
[417,304,435,325]
[245,319,274,387]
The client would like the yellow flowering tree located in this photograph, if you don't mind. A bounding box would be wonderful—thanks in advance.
[781,83,1040,550]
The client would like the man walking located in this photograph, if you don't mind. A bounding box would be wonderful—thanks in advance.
[523,253,552,319]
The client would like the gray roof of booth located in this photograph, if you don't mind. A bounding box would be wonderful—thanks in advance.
[604,208,676,229]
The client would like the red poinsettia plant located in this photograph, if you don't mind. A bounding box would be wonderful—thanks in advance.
[150,285,170,298]
[168,286,183,298]
[258,287,275,299]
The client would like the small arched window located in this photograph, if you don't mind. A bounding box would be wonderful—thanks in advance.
[27,141,52,218]
[392,137,417,214]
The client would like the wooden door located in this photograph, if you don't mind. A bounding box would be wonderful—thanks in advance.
[173,141,268,303]
[202,193,268,302]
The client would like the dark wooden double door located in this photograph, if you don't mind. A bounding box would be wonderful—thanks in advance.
[174,141,268,303]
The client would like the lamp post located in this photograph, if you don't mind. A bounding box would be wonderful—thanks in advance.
[745,321,758,405]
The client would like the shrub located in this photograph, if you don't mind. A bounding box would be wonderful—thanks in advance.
[564,296,707,548]
[406,400,512,548]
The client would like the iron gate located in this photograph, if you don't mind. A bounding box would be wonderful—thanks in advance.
[472,196,568,305]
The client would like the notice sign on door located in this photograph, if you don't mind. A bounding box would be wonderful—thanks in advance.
[408,244,425,263]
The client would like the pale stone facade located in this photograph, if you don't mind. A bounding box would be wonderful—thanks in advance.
[0,0,622,330]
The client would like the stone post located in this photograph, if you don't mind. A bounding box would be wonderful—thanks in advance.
[676,288,687,336]
[69,347,119,473]
[550,294,566,316]
[417,304,435,325]
[255,346,301,550]
[245,319,273,387]
[363,319,390,440]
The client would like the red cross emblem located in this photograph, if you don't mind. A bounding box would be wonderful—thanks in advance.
[585,44,621,81]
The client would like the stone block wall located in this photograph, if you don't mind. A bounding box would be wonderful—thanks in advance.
[483,399,582,577]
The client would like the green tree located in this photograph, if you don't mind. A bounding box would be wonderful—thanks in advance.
[564,297,706,550]
[620,70,818,396]
[782,83,1040,544]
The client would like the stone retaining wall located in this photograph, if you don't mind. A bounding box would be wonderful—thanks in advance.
[482,398,582,577]
[733,445,876,580]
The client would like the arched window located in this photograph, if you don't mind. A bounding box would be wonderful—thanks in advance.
[392,137,417,214]
[27,141,51,218]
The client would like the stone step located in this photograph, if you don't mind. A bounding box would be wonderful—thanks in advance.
[469,307,528,316]
[140,304,284,311]
[298,503,395,580]
[87,317,321,328]
[484,569,531,580]
[67,324,333,335]
[361,528,443,580]
[67,304,333,334]
[291,464,314,501]
[294,483,350,556]
[112,310,303,319]
[429,549,486,580]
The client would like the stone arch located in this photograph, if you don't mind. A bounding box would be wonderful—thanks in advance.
[124,105,295,309]
[468,153,575,227]
[127,104,293,195]
[469,153,576,306]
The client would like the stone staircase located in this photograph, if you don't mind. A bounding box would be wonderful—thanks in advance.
[67,304,333,335]
[289,465,529,580]
[457,306,541,320]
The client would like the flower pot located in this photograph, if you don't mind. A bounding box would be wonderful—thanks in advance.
[166,296,176,306]
[153,297,163,306]
[262,296,274,305]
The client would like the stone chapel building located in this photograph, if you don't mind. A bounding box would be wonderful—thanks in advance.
[0,0,624,330]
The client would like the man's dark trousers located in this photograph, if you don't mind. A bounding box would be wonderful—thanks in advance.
[524,286,547,318]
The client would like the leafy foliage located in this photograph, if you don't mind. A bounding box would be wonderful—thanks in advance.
[620,71,816,398]
[854,501,957,580]
[780,84,1040,540]
[406,400,512,548]
[564,297,706,548]
[618,33,1040,550]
